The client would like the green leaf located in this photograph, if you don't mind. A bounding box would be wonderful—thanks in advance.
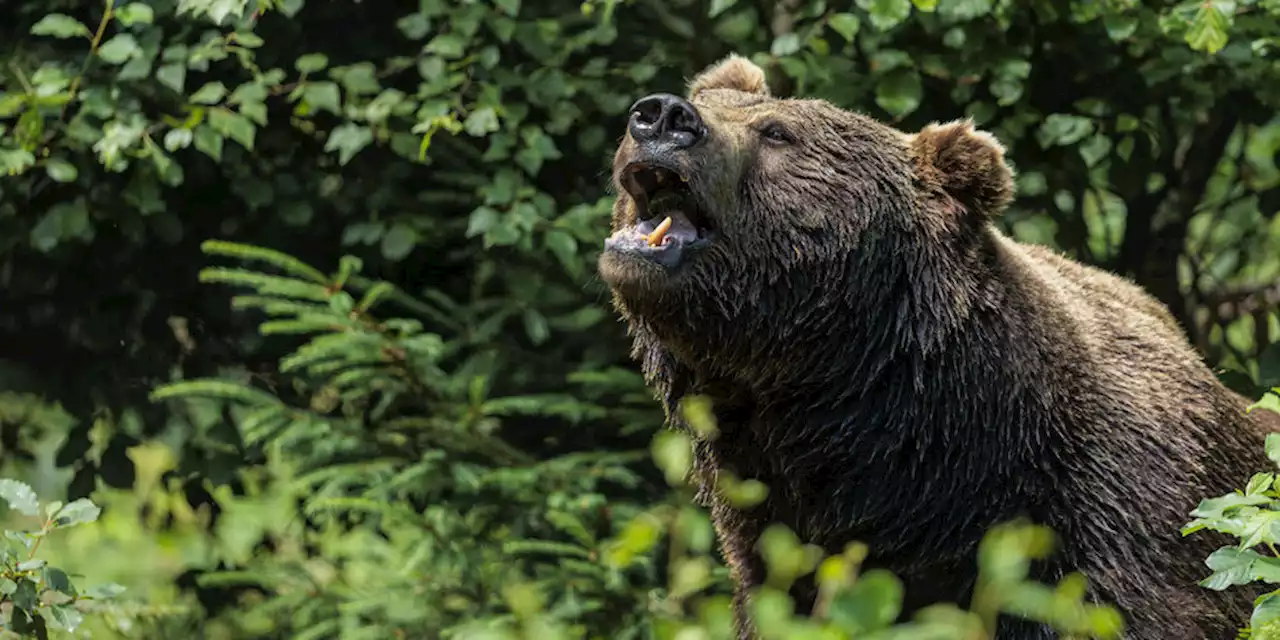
[335,63,379,95]
[709,0,737,18]
[1103,13,1138,41]
[467,206,499,238]
[828,13,861,42]
[45,159,77,183]
[771,33,802,56]
[875,68,923,119]
[1247,473,1277,496]
[30,14,90,39]
[1267,433,1280,468]
[12,578,38,610]
[426,33,468,59]
[1037,114,1095,147]
[193,124,223,161]
[52,498,101,527]
[544,230,577,272]
[912,0,937,10]
[42,567,74,596]
[164,128,193,151]
[116,3,156,26]
[325,122,374,165]
[190,82,228,104]
[495,0,521,16]
[523,308,550,345]
[97,34,141,64]
[0,148,36,175]
[856,0,912,31]
[157,63,187,93]
[464,107,500,136]
[209,108,255,150]
[295,53,329,74]
[302,82,342,115]
[1186,4,1229,54]
[1260,342,1280,388]
[17,559,46,572]
[0,478,40,516]
[396,13,432,39]
[48,604,83,632]
[380,223,418,261]
[1254,590,1280,632]
[828,569,904,633]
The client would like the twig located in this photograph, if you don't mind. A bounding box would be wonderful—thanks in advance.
[62,0,116,122]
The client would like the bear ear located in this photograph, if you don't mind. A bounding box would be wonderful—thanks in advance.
[911,119,1015,217]
[688,54,770,98]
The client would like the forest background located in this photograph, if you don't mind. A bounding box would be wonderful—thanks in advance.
[1,0,1280,638]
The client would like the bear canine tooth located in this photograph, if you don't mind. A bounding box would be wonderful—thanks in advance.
[647,216,673,246]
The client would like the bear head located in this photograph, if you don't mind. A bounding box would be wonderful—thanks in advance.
[597,54,1016,387]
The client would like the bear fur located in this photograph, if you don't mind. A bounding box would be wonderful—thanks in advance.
[597,53,1280,639]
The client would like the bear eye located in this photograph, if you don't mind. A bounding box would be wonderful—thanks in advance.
[759,123,794,146]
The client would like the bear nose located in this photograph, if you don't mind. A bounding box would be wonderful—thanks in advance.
[628,93,705,148]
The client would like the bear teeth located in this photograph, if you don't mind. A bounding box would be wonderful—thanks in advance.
[647,216,673,246]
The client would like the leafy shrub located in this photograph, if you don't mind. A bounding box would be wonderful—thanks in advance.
[0,480,121,637]
[1182,390,1280,640]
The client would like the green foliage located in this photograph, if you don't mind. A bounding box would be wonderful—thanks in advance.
[0,480,122,638]
[1182,396,1280,639]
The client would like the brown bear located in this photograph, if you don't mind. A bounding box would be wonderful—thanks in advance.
[597,54,1280,639]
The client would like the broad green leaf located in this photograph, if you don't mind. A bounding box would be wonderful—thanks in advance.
[912,0,938,10]
[53,498,101,527]
[771,33,802,57]
[426,33,468,59]
[42,567,74,596]
[828,13,861,42]
[1254,590,1280,632]
[380,223,418,261]
[116,3,156,26]
[464,107,500,136]
[164,128,194,151]
[828,569,904,633]
[875,68,923,119]
[1037,114,1095,147]
[190,82,228,104]
[157,63,187,93]
[1253,392,1280,419]
[523,308,550,345]
[98,34,142,64]
[1267,433,1280,467]
[856,0,912,31]
[396,13,431,39]
[1260,342,1280,388]
[709,0,737,18]
[209,108,255,149]
[45,159,77,182]
[0,478,40,516]
[302,82,342,114]
[49,604,84,632]
[31,13,90,38]
[193,124,223,161]
[295,53,329,73]
[1186,5,1229,54]
[325,123,374,165]
[0,148,36,175]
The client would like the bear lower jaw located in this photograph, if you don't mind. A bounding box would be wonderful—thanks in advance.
[602,212,711,271]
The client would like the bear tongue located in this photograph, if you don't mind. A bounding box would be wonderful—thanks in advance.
[645,212,697,246]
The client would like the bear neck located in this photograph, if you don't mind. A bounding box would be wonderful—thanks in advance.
[628,215,998,403]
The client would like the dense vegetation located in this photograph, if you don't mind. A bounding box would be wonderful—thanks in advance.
[1,0,1278,637]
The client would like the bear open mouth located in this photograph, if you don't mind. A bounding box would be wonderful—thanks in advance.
[604,162,714,264]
